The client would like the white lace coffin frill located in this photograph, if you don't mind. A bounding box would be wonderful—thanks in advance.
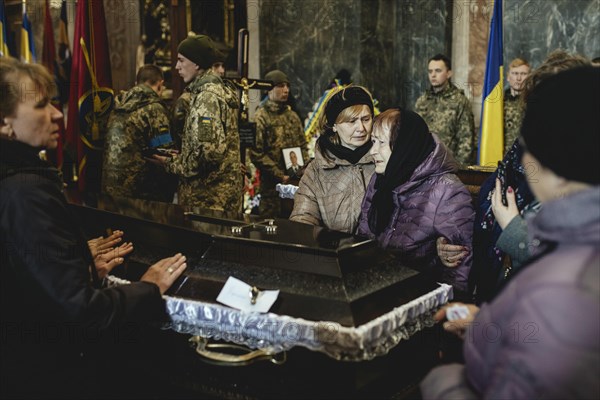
[106,276,452,361]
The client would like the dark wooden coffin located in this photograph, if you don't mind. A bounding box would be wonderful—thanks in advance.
[69,195,451,399]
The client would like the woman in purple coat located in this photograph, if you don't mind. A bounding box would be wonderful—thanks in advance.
[357,108,474,293]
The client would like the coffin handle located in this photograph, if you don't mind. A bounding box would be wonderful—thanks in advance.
[189,336,286,366]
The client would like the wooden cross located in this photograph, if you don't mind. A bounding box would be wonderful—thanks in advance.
[227,29,273,164]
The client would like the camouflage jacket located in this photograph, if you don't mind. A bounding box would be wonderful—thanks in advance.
[165,70,242,211]
[504,89,524,155]
[102,84,175,202]
[171,87,192,149]
[415,83,475,166]
[250,99,308,191]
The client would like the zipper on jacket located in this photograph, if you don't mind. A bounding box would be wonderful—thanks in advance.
[358,166,367,191]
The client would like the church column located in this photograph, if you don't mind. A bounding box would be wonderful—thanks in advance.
[104,0,140,93]
[451,0,492,131]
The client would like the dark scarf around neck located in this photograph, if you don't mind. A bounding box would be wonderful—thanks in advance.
[318,130,372,164]
[368,109,435,235]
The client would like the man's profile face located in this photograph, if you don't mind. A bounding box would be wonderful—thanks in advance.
[507,65,530,93]
[212,62,225,77]
[176,53,200,83]
[269,83,290,103]
[290,151,298,165]
[428,60,452,89]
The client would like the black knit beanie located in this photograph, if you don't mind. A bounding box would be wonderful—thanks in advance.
[521,66,600,184]
[325,86,374,126]
[177,35,217,70]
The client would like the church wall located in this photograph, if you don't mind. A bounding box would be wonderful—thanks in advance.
[258,0,599,120]
[365,0,450,111]
[258,0,363,117]
[258,0,449,117]
[503,0,599,67]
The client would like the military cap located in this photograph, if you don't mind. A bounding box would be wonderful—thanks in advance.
[265,70,289,86]
[177,35,218,70]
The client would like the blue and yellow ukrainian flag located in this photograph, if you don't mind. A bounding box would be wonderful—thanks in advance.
[21,5,36,63]
[478,0,504,166]
[0,0,10,57]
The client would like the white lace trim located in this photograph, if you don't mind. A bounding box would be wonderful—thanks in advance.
[105,275,451,361]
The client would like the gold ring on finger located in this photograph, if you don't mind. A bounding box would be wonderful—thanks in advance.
[167,266,174,274]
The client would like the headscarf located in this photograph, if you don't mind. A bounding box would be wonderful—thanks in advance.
[368,109,435,234]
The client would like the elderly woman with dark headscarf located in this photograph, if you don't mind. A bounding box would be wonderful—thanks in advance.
[290,85,376,234]
[357,108,474,292]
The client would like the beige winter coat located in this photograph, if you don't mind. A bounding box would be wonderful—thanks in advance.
[289,147,375,233]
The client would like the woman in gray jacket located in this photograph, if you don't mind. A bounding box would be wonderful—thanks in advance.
[290,86,376,233]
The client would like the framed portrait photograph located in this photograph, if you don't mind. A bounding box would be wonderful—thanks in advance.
[282,147,304,176]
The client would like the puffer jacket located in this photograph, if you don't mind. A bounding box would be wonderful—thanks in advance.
[289,146,375,234]
[421,186,600,399]
[357,135,474,291]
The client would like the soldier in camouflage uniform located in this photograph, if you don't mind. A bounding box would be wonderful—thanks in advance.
[415,54,475,166]
[170,88,191,150]
[504,58,530,155]
[154,35,241,212]
[102,65,175,202]
[171,48,226,149]
[250,70,308,218]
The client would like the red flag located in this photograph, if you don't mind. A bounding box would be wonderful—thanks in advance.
[65,0,113,192]
[57,0,71,105]
[42,0,65,169]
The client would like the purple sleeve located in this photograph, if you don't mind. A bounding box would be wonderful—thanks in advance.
[433,180,475,292]
[357,174,377,238]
